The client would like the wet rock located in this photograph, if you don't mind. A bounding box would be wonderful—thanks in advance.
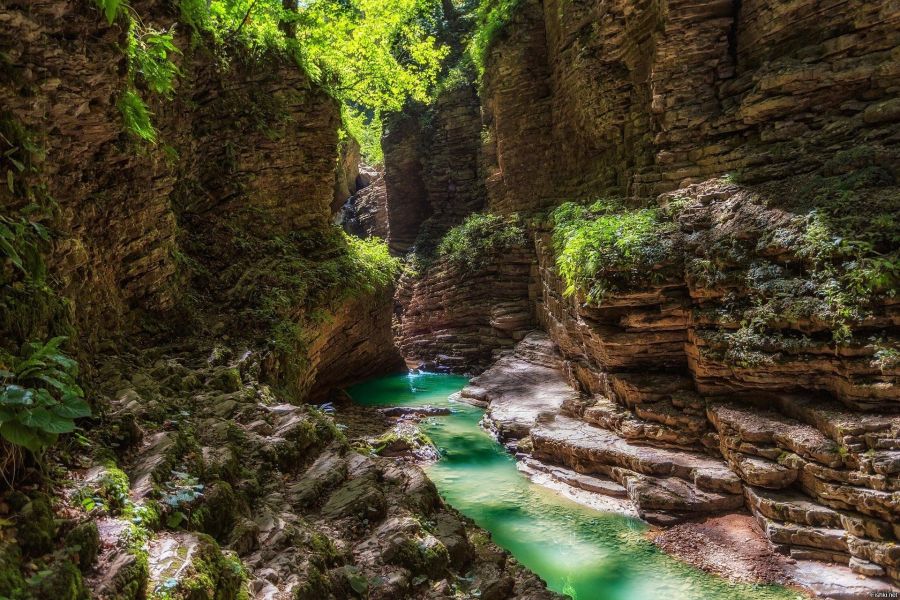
[433,512,473,569]
[379,405,451,417]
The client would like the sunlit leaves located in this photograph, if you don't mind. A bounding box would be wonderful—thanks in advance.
[184,0,448,113]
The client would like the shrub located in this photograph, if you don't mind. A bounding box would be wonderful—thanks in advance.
[0,337,90,456]
[551,199,678,303]
[437,213,525,271]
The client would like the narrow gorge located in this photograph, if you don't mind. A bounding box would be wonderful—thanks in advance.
[0,0,897,599]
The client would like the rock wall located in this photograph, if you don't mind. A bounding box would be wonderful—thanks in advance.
[1,2,182,342]
[383,110,432,254]
[481,0,900,206]
[389,0,900,586]
[395,248,536,372]
[518,175,898,581]
[0,1,401,397]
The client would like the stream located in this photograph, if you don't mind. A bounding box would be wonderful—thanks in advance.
[347,372,801,600]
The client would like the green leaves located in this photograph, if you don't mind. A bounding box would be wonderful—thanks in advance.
[551,199,679,304]
[0,337,90,455]
[2,385,33,405]
[437,213,526,271]
[469,0,522,78]
[129,25,182,98]
[0,421,44,453]
[179,0,447,120]
[94,0,124,24]
[0,216,49,281]
[119,90,157,143]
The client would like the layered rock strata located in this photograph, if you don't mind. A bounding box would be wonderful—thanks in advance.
[481,0,900,205]
[395,247,536,372]
[522,181,900,583]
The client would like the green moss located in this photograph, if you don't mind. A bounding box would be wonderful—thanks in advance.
[187,222,397,363]
[65,521,100,571]
[213,368,243,393]
[190,481,239,541]
[0,542,27,597]
[27,557,88,600]
[293,565,332,600]
[391,536,450,579]
[551,199,680,304]
[372,429,434,456]
[436,213,526,272]
[9,491,56,557]
[153,534,246,600]
[76,463,131,514]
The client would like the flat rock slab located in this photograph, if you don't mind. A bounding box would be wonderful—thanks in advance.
[788,559,899,599]
[532,415,742,494]
[460,332,580,440]
[379,405,451,417]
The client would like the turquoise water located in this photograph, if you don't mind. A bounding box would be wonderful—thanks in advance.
[347,372,800,600]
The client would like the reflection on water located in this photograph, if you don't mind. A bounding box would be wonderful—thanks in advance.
[347,372,800,600]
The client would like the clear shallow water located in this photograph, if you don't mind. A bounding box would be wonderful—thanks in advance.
[347,372,801,600]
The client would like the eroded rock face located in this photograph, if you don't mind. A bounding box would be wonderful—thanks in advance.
[383,111,431,254]
[388,0,898,585]
[481,0,900,204]
[395,248,536,373]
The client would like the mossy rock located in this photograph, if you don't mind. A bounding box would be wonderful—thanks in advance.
[0,542,27,598]
[227,518,259,555]
[292,565,333,600]
[9,491,56,557]
[27,557,89,600]
[65,521,100,571]
[388,535,450,580]
[100,547,149,600]
[77,463,131,515]
[149,533,246,600]
[190,481,240,541]
[212,368,243,393]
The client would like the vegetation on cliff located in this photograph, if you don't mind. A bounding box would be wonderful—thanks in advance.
[95,0,450,161]
[437,213,525,271]
[551,200,679,303]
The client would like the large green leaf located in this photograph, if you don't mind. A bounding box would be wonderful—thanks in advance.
[32,388,57,407]
[0,421,42,452]
[21,407,75,434]
[46,353,77,371]
[52,396,91,419]
[1,385,33,406]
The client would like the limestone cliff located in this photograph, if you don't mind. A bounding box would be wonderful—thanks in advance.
[392,0,900,589]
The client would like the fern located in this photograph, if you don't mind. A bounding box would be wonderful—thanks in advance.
[94,0,124,24]
[129,25,182,98]
[0,216,50,282]
[118,89,156,143]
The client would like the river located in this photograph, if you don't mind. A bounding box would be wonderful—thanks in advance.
[347,372,800,600]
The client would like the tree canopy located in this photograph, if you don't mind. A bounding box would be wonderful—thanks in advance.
[177,0,448,160]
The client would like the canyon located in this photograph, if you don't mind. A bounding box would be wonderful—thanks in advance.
[0,0,897,599]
